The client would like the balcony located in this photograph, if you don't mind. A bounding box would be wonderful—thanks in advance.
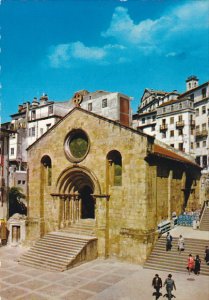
[190,120,195,127]
[176,121,185,128]
[195,129,208,139]
[160,124,168,131]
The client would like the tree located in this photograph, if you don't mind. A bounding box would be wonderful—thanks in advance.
[9,187,27,217]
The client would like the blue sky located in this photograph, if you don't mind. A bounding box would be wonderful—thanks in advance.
[1,0,209,122]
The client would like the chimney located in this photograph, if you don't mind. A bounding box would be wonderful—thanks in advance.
[40,94,48,105]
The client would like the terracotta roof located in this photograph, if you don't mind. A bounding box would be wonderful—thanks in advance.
[158,100,177,107]
[152,144,200,168]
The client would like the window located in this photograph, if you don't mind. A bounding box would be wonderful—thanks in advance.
[31,110,36,120]
[195,156,200,165]
[202,106,206,114]
[195,109,199,117]
[196,142,200,148]
[178,129,183,136]
[203,140,207,147]
[178,143,183,151]
[191,142,194,149]
[151,125,155,132]
[10,148,14,155]
[41,155,52,186]
[179,103,182,109]
[170,117,174,124]
[88,103,92,111]
[18,180,21,185]
[32,127,35,137]
[170,130,174,137]
[102,98,107,108]
[162,132,166,138]
[203,155,207,168]
[178,115,183,121]
[152,115,156,121]
[107,150,122,186]
[142,118,145,124]
[190,94,194,100]
[191,128,194,135]
[202,123,206,130]
[170,144,174,148]
[46,124,51,130]
[202,88,206,98]
[48,105,53,115]
[171,105,174,111]
[163,107,166,113]
[22,180,26,185]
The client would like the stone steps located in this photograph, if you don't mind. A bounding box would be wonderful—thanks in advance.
[200,208,209,231]
[144,237,209,276]
[19,219,97,271]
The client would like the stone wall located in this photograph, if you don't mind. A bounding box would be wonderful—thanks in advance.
[27,108,201,264]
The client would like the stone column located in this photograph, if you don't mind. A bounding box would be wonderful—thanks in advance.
[93,195,110,258]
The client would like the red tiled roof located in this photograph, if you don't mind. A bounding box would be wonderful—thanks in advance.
[153,144,200,168]
[158,100,177,107]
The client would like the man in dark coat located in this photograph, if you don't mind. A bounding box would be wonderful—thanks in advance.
[152,274,162,299]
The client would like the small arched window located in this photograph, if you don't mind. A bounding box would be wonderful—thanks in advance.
[41,155,52,186]
[106,150,122,186]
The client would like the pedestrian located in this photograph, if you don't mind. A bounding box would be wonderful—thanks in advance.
[194,254,201,275]
[205,246,209,265]
[152,274,162,299]
[166,232,173,251]
[177,235,184,254]
[163,274,176,300]
[187,254,194,275]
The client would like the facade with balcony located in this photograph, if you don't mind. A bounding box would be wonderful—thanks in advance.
[156,98,195,155]
[178,76,209,169]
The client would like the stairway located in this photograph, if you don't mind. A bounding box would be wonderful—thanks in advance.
[200,207,209,231]
[60,218,96,236]
[19,219,97,272]
[144,237,209,276]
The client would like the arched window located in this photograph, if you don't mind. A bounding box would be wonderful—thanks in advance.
[41,155,52,186]
[106,150,122,186]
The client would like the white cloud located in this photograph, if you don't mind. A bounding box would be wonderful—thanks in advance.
[48,42,107,68]
[48,44,70,68]
[71,41,106,60]
[48,1,208,68]
[102,2,209,53]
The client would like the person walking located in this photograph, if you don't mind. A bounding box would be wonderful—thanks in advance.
[177,235,184,254]
[194,254,201,275]
[152,274,162,299]
[163,274,176,300]
[166,232,173,251]
[187,254,194,275]
[205,246,209,265]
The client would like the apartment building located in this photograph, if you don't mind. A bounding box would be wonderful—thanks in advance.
[133,89,179,134]
[0,126,14,219]
[156,98,195,155]
[178,76,209,169]
[134,76,209,169]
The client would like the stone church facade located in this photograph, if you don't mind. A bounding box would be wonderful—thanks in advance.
[26,107,201,264]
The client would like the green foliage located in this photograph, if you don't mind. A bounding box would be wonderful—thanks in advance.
[9,187,27,217]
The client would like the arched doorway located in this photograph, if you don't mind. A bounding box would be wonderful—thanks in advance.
[56,166,100,224]
[80,185,94,219]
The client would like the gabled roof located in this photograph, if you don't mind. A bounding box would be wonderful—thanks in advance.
[27,106,153,150]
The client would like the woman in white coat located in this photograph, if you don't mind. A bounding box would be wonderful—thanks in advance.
[178,235,185,254]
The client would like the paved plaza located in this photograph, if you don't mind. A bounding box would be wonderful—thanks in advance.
[0,240,209,300]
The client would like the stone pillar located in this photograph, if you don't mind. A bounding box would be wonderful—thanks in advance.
[93,195,110,258]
